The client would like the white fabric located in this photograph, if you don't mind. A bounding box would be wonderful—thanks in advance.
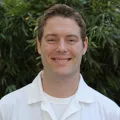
[44,92,74,119]
[43,92,74,104]
[0,71,120,120]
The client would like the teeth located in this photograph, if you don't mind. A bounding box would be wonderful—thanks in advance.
[54,59,68,64]
[51,58,71,64]
[55,59,68,62]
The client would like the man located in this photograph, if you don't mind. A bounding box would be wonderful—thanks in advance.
[0,4,119,120]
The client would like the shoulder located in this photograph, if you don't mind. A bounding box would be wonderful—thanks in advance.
[0,84,31,113]
[0,84,32,120]
[1,84,31,104]
[89,87,120,119]
[91,87,118,108]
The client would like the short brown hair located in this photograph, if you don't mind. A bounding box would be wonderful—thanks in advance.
[38,4,86,42]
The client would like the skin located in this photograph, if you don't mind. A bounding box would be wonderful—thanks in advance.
[37,16,88,98]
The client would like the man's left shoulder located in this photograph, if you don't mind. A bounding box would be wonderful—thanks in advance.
[90,87,120,118]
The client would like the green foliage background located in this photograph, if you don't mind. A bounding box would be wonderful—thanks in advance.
[0,0,120,105]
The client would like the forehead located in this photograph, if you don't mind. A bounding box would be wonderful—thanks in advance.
[43,16,81,36]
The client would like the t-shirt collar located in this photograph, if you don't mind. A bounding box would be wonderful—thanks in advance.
[28,71,94,104]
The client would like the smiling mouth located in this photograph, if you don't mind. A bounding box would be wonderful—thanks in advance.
[51,58,72,64]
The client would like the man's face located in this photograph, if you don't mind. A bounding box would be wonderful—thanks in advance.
[37,16,88,77]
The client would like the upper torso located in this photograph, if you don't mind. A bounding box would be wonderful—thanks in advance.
[0,72,119,120]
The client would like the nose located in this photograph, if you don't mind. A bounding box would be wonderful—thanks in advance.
[56,39,67,53]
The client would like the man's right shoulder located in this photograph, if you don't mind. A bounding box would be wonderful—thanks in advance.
[0,83,31,105]
[0,83,32,120]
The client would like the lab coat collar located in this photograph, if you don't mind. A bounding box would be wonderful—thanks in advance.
[75,74,95,103]
[28,71,43,104]
[28,71,95,104]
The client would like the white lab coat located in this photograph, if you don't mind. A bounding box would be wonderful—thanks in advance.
[0,71,119,120]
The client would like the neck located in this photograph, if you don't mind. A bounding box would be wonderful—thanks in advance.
[41,71,80,98]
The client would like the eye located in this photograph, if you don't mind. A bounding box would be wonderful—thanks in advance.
[47,39,56,43]
[67,39,77,44]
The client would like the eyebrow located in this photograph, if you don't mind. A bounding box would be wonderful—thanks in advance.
[44,34,78,39]
[66,35,78,39]
[44,34,57,39]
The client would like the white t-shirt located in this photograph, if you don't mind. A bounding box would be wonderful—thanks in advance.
[44,92,74,120]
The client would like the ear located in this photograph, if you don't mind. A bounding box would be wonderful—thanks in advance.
[36,37,41,55]
[82,37,88,55]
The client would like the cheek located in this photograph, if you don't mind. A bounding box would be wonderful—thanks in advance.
[41,45,54,59]
[74,45,84,55]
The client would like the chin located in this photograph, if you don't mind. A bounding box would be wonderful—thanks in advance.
[53,69,72,77]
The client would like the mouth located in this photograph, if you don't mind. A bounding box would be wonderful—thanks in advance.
[51,58,72,64]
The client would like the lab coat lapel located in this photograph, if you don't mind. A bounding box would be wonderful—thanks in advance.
[61,98,82,120]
